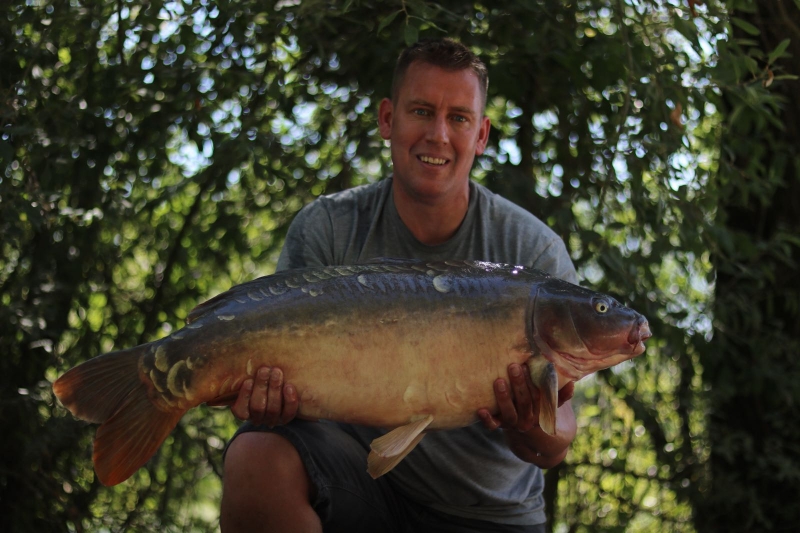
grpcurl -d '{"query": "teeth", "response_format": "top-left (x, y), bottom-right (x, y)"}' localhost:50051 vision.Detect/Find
top-left (420, 156), bottom-right (446, 165)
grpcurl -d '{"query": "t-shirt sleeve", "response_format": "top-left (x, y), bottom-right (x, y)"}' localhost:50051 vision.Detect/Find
top-left (481, 183), bottom-right (578, 285)
top-left (531, 236), bottom-right (579, 285)
top-left (276, 199), bottom-right (335, 272)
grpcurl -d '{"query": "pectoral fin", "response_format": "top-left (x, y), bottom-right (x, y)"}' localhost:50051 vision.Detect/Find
top-left (528, 355), bottom-right (558, 436)
top-left (367, 433), bottom-right (426, 479)
top-left (367, 415), bottom-right (433, 478)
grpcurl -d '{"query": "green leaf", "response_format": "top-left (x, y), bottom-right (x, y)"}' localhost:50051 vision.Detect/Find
top-left (376, 9), bottom-right (402, 34)
top-left (404, 23), bottom-right (418, 46)
top-left (742, 55), bottom-right (759, 75)
top-left (731, 17), bottom-right (760, 36)
top-left (418, 16), bottom-right (446, 33)
top-left (406, 0), bottom-right (431, 19)
top-left (768, 38), bottom-right (791, 65)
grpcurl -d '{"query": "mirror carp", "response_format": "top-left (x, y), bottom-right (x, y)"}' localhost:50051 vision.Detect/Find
top-left (53, 259), bottom-right (651, 485)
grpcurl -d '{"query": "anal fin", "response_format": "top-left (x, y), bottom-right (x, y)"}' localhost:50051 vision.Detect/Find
top-left (367, 415), bottom-right (433, 478)
top-left (528, 355), bottom-right (558, 436)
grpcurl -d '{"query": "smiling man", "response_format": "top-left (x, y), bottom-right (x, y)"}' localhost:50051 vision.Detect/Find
top-left (382, 59), bottom-right (491, 245)
top-left (220, 39), bottom-right (578, 533)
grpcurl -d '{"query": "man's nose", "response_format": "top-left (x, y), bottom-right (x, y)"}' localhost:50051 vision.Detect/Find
top-left (425, 114), bottom-right (449, 144)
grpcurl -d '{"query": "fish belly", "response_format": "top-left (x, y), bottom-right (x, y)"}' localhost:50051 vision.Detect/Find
top-left (191, 303), bottom-right (532, 430)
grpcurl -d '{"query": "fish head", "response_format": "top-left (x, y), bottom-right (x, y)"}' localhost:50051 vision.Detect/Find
top-left (531, 281), bottom-right (651, 381)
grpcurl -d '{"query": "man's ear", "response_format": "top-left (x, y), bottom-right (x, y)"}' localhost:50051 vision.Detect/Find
top-left (475, 115), bottom-right (491, 156)
top-left (378, 98), bottom-right (393, 140)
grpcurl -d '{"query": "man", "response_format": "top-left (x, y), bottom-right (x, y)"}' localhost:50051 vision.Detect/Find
top-left (221, 38), bottom-right (577, 532)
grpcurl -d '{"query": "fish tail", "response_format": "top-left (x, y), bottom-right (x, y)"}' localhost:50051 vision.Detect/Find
top-left (53, 346), bottom-right (184, 486)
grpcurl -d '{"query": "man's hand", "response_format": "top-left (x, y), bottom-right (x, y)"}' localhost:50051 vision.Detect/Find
top-left (477, 363), bottom-right (577, 468)
top-left (231, 366), bottom-right (299, 427)
top-left (477, 363), bottom-right (574, 432)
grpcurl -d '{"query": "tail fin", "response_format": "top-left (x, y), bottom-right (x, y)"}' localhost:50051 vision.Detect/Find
top-left (53, 346), bottom-right (184, 486)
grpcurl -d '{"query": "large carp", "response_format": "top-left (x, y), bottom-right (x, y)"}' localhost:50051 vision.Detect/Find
top-left (53, 259), bottom-right (651, 486)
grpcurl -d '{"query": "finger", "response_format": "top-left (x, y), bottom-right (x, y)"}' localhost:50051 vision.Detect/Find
top-left (558, 381), bottom-right (575, 406)
top-left (477, 408), bottom-right (502, 431)
top-left (509, 364), bottom-right (535, 431)
top-left (264, 367), bottom-right (284, 427)
top-left (249, 366), bottom-right (271, 424)
top-left (494, 378), bottom-right (518, 428)
top-left (280, 383), bottom-right (299, 425)
top-left (231, 379), bottom-right (254, 420)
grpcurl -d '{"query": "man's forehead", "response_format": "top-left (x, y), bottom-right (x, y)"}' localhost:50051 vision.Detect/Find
top-left (396, 63), bottom-right (483, 106)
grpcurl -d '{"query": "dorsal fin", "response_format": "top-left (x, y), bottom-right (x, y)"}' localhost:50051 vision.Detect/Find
top-left (187, 289), bottom-right (233, 324)
top-left (360, 257), bottom-right (408, 265)
top-left (186, 275), bottom-right (272, 323)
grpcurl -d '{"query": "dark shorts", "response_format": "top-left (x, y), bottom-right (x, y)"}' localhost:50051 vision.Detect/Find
top-left (224, 420), bottom-right (546, 533)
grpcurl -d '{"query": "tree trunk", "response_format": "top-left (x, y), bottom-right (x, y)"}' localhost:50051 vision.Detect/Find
top-left (699, 2), bottom-right (800, 531)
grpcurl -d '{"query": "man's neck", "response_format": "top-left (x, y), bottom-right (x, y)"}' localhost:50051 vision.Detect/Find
top-left (391, 179), bottom-right (470, 246)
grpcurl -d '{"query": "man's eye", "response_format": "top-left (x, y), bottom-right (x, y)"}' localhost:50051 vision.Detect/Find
top-left (451, 115), bottom-right (467, 123)
top-left (413, 109), bottom-right (429, 116)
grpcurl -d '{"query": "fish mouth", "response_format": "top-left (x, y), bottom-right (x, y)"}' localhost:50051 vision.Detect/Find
top-left (628, 318), bottom-right (652, 355)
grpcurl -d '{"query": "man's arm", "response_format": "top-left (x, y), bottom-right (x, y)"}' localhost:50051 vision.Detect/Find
top-left (505, 231), bottom-right (578, 466)
top-left (478, 363), bottom-right (577, 469)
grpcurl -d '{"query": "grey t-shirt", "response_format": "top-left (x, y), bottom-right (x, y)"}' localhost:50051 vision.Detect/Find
top-left (276, 178), bottom-right (577, 525)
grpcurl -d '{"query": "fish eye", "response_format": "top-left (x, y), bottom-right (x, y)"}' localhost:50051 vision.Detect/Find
top-left (594, 299), bottom-right (610, 314)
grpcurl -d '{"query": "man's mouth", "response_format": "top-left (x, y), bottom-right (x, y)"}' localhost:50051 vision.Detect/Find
top-left (418, 155), bottom-right (448, 166)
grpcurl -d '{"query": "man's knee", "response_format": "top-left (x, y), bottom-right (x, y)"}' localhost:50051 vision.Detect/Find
top-left (223, 431), bottom-right (314, 501)
top-left (221, 432), bottom-right (320, 532)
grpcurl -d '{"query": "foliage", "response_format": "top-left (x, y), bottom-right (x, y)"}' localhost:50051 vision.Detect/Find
top-left (693, 1), bottom-right (800, 531)
top-left (1, 0), bottom-right (797, 531)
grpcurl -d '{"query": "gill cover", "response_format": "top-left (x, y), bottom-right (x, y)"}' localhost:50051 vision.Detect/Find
top-left (529, 282), bottom-right (586, 363)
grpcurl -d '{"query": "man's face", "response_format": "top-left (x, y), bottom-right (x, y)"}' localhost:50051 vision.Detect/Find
top-left (378, 61), bottom-right (491, 203)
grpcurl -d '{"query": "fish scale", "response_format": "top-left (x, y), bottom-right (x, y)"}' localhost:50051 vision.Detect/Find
top-left (53, 259), bottom-right (651, 485)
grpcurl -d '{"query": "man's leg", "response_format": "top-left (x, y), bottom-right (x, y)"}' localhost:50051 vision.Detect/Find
top-left (221, 432), bottom-right (320, 533)
top-left (220, 420), bottom-right (411, 533)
